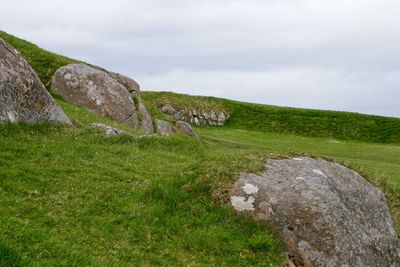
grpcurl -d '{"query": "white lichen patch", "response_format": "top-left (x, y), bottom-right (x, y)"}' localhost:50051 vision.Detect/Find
top-left (7, 111), bottom-right (17, 123)
top-left (298, 240), bottom-right (311, 252)
top-left (312, 169), bottom-right (327, 177)
top-left (230, 196), bottom-right (255, 212)
top-left (242, 183), bottom-right (259, 195)
top-left (293, 157), bottom-right (303, 161)
top-left (296, 176), bottom-right (306, 180)
top-left (87, 86), bottom-right (104, 106)
top-left (64, 73), bottom-right (72, 80)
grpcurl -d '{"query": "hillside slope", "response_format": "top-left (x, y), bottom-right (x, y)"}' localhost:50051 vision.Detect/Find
top-left (2, 30), bottom-right (399, 144)
top-left (0, 31), bottom-right (77, 88)
top-left (142, 91), bottom-right (400, 144)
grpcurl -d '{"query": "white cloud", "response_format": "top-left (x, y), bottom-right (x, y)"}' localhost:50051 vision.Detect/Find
top-left (0, 0), bottom-right (399, 117)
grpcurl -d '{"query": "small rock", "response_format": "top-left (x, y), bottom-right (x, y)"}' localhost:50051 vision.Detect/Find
top-left (155, 119), bottom-right (174, 135)
top-left (160, 104), bottom-right (175, 115)
top-left (176, 121), bottom-right (198, 138)
top-left (91, 123), bottom-right (132, 137)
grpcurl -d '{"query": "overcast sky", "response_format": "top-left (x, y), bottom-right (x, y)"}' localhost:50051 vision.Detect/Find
top-left (1, 0), bottom-right (399, 117)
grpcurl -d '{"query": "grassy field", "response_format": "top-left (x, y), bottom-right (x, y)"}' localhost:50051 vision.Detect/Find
top-left (1, 31), bottom-right (400, 266)
top-left (0, 99), bottom-right (285, 267)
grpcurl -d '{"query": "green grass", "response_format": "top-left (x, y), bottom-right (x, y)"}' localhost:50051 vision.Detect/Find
top-left (143, 91), bottom-right (400, 144)
top-left (196, 126), bottom-right (400, 233)
top-left (1, 31), bottom-right (400, 266)
top-left (0, 31), bottom-right (77, 88)
top-left (0, 102), bottom-right (285, 266)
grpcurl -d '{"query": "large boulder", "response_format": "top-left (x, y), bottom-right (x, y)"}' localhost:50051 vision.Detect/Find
top-left (52, 63), bottom-right (153, 133)
top-left (0, 38), bottom-right (70, 124)
top-left (230, 157), bottom-right (399, 267)
top-left (108, 71), bottom-right (140, 96)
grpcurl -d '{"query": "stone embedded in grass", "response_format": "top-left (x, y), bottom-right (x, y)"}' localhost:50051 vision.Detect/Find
top-left (91, 123), bottom-right (133, 137)
top-left (155, 119), bottom-right (175, 136)
top-left (175, 121), bottom-right (198, 138)
top-left (230, 157), bottom-right (400, 266)
top-left (0, 37), bottom-right (71, 125)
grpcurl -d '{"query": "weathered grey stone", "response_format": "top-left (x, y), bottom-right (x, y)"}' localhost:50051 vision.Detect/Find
top-left (137, 99), bottom-right (154, 134)
top-left (230, 157), bottom-right (400, 267)
top-left (217, 112), bottom-right (226, 125)
top-left (176, 121), bottom-right (198, 138)
top-left (91, 123), bottom-right (132, 137)
top-left (108, 72), bottom-right (140, 96)
top-left (158, 105), bottom-right (230, 126)
top-left (0, 38), bottom-right (71, 124)
top-left (155, 119), bottom-right (174, 135)
top-left (161, 104), bottom-right (175, 115)
top-left (210, 111), bottom-right (217, 121)
top-left (52, 63), bottom-right (139, 128)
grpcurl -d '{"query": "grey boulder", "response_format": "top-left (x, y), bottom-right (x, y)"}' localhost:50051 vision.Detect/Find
top-left (108, 71), bottom-right (140, 96)
top-left (176, 121), bottom-right (198, 138)
top-left (156, 119), bottom-right (174, 135)
top-left (230, 157), bottom-right (399, 267)
top-left (0, 38), bottom-right (70, 124)
top-left (52, 63), bottom-right (151, 131)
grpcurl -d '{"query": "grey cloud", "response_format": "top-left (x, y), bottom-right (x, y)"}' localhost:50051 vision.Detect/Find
top-left (1, 0), bottom-right (399, 117)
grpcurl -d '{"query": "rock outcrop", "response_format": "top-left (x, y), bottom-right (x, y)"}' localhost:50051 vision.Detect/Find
top-left (160, 104), bottom-right (229, 126)
top-left (155, 119), bottom-right (175, 135)
top-left (0, 38), bottom-right (71, 124)
top-left (51, 63), bottom-right (153, 133)
top-left (230, 157), bottom-right (400, 267)
top-left (176, 121), bottom-right (198, 138)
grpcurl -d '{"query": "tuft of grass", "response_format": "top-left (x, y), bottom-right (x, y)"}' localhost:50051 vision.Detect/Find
top-left (0, 242), bottom-right (24, 267)
top-left (143, 91), bottom-right (400, 144)
top-left (0, 30), bottom-right (77, 88)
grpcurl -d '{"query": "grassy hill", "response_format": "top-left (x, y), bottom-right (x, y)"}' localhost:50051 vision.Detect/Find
top-left (1, 31), bottom-right (400, 266)
top-left (142, 91), bottom-right (400, 144)
top-left (0, 31), bottom-right (77, 88)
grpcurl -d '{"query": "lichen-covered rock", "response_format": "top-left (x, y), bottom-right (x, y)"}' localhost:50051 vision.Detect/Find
top-left (0, 38), bottom-right (71, 124)
top-left (52, 63), bottom-right (140, 128)
top-left (176, 121), bottom-right (198, 138)
top-left (156, 119), bottom-right (174, 135)
top-left (108, 72), bottom-right (140, 96)
top-left (230, 157), bottom-right (400, 267)
top-left (158, 104), bottom-right (230, 126)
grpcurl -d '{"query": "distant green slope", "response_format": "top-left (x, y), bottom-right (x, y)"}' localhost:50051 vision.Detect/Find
top-left (142, 91), bottom-right (400, 144)
top-left (0, 31), bottom-right (77, 88)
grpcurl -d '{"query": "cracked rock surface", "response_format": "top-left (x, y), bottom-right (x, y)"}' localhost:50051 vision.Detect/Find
top-left (52, 63), bottom-right (153, 133)
top-left (230, 157), bottom-right (400, 267)
top-left (0, 38), bottom-right (71, 124)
